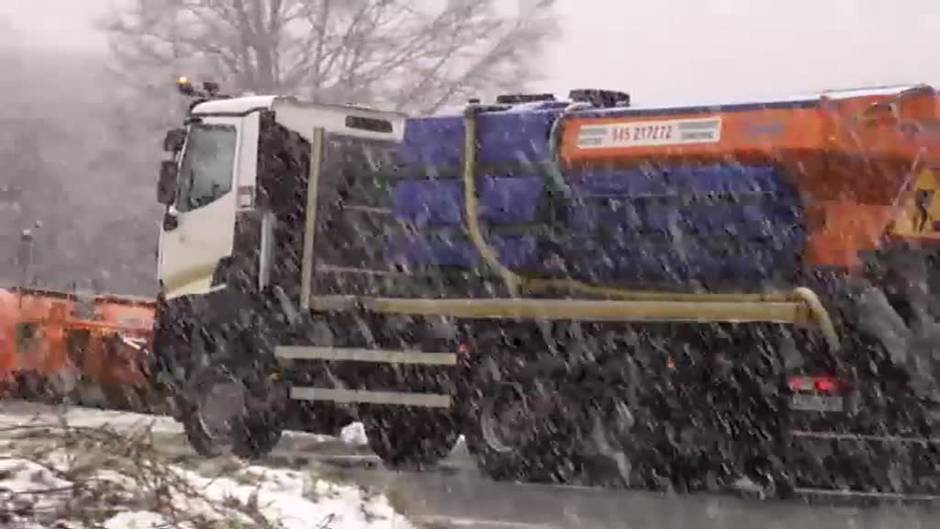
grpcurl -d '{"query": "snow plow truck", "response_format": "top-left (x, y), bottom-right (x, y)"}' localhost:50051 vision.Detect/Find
top-left (152, 79), bottom-right (940, 499)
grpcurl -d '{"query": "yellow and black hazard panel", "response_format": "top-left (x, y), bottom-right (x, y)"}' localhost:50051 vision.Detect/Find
top-left (891, 168), bottom-right (940, 238)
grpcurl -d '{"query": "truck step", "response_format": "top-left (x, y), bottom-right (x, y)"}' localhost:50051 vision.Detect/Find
top-left (275, 346), bottom-right (457, 365)
top-left (289, 386), bottom-right (452, 408)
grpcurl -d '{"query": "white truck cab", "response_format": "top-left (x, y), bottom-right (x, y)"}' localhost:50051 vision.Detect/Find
top-left (153, 84), bottom-right (411, 459)
top-left (157, 91), bottom-right (405, 300)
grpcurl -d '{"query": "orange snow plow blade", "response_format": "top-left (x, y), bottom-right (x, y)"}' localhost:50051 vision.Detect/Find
top-left (0, 286), bottom-right (156, 410)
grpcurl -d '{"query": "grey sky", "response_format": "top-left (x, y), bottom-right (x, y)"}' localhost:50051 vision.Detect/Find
top-left (0, 0), bottom-right (113, 50)
top-left (541, 0), bottom-right (940, 104)
top-left (2, 0), bottom-right (940, 105)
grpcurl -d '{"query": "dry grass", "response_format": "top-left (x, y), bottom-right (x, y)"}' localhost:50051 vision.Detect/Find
top-left (0, 415), bottom-right (286, 528)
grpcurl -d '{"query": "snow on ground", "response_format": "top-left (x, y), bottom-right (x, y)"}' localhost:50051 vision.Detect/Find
top-left (0, 458), bottom-right (74, 514)
top-left (340, 421), bottom-right (368, 446)
top-left (0, 455), bottom-right (413, 529)
top-left (103, 511), bottom-right (169, 529)
top-left (0, 400), bottom-right (180, 434)
top-left (0, 401), bottom-right (415, 529)
top-left (94, 464), bottom-right (414, 529)
top-left (177, 465), bottom-right (410, 529)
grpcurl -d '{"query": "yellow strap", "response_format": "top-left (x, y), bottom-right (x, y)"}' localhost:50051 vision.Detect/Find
top-left (458, 107), bottom-right (840, 349)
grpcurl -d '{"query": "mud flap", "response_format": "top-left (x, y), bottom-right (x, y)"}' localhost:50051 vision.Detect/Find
top-left (853, 281), bottom-right (940, 398)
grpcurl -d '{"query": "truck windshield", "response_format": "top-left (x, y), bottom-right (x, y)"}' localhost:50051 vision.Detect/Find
top-left (176, 123), bottom-right (237, 212)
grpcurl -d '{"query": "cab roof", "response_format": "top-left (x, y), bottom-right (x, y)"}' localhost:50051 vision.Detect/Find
top-left (191, 95), bottom-right (277, 116)
top-left (190, 95), bottom-right (406, 118)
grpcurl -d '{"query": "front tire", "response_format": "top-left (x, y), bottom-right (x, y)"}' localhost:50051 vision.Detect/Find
top-left (181, 366), bottom-right (284, 459)
top-left (181, 367), bottom-right (245, 457)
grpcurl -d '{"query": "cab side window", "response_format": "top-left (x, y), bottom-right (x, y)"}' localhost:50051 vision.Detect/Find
top-left (177, 124), bottom-right (238, 212)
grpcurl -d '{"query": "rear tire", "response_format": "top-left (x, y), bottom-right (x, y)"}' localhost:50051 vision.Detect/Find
top-left (465, 380), bottom-right (581, 484)
top-left (465, 382), bottom-right (538, 481)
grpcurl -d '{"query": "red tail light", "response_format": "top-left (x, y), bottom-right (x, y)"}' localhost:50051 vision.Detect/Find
top-left (788, 375), bottom-right (843, 394)
top-left (814, 377), bottom-right (839, 393)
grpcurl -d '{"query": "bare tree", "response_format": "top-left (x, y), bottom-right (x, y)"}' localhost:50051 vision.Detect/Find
top-left (104, 0), bottom-right (557, 114)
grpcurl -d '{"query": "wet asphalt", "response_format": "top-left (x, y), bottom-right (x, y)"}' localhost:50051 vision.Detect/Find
top-left (269, 434), bottom-right (940, 529)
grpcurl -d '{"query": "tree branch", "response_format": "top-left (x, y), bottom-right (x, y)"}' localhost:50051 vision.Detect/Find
top-left (105, 0), bottom-right (556, 111)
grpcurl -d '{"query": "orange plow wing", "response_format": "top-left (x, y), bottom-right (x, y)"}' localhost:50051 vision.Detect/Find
top-left (0, 286), bottom-right (156, 410)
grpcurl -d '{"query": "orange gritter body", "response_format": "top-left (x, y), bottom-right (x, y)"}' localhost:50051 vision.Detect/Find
top-left (559, 84), bottom-right (940, 270)
top-left (0, 286), bottom-right (155, 406)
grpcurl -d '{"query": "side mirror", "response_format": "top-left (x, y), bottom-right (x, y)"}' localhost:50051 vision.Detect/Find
top-left (157, 161), bottom-right (178, 205)
top-left (163, 128), bottom-right (186, 152)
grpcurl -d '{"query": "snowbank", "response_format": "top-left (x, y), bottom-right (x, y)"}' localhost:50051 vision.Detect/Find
top-left (0, 399), bottom-right (180, 434)
top-left (0, 453), bottom-right (414, 529)
top-left (340, 421), bottom-right (369, 446)
top-left (103, 511), bottom-right (169, 529)
top-left (0, 458), bottom-right (73, 514)
top-left (171, 465), bottom-right (411, 529)
top-left (0, 403), bottom-right (415, 529)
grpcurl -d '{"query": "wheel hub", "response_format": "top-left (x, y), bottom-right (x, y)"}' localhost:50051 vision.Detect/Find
top-left (197, 379), bottom-right (246, 444)
top-left (480, 386), bottom-right (535, 454)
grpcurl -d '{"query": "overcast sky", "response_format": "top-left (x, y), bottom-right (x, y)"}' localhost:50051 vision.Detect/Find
top-left (2, 0), bottom-right (940, 105)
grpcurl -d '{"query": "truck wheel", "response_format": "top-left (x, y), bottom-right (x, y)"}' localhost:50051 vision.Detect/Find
top-left (465, 382), bottom-right (566, 482)
top-left (362, 408), bottom-right (458, 469)
top-left (181, 368), bottom-right (246, 457)
top-left (181, 367), bottom-right (283, 459)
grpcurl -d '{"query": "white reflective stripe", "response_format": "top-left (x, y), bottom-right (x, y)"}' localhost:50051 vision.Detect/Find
top-left (275, 346), bottom-right (457, 365)
top-left (289, 387), bottom-right (451, 408)
top-left (793, 487), bottom-right (940, 501)
top-left (790, 430), bottom-right (940, 445)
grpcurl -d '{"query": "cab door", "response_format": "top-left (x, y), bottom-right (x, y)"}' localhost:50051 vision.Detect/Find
top-left (158, 116), bottom-right (244, 298)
